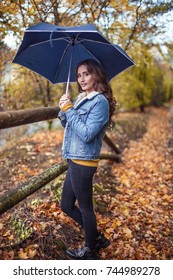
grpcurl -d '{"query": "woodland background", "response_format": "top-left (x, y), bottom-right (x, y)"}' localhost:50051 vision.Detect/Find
top-left (0, 0), bottom-right (173, 260)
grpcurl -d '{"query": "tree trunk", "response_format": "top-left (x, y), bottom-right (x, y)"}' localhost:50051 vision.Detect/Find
top-left (140, 104), bottom-right (145, 112)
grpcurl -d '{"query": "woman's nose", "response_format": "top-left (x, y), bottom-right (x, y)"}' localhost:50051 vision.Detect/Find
top-left (81, 74), bottom-right (85, 81)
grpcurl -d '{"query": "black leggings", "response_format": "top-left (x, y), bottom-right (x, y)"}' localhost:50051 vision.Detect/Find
top-left (61, 159), bottom-right (98, 249)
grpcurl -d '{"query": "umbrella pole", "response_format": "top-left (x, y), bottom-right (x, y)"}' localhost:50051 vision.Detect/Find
top-left (65, 46), bottom-right (74, 96)
top-left (65, 80), bottom-right (70, 96)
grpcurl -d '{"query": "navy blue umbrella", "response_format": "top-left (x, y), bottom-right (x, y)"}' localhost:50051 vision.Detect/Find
top-left (13, 22), bottom-right (134, 94)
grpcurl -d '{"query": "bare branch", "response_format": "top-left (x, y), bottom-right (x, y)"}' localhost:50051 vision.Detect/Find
top-left (125, 0), bottom-right (143, 50)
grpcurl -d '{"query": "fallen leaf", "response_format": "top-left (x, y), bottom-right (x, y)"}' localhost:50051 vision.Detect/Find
top-left (123, 227), bottom-right (132, 238)
top-left (0, 223), bottom-right (4, 230)
top-left (18, 248), bottom-right (29, 260)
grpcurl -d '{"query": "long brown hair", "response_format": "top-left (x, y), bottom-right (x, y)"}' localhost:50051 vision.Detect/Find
top-left (76, 59), bottom-right (117, 129)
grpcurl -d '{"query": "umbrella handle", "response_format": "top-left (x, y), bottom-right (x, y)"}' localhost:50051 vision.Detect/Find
top-left (65, 46), bottom-right (74, 96)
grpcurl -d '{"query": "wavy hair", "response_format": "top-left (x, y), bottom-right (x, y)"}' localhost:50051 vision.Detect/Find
top-left (76, 59), bottom-right (117, 129)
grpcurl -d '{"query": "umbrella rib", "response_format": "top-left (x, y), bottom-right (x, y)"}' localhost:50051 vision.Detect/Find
top-left (61, 32), bottom-right (81, 46)
top-left (54, 42), bottom-right (72, 83)
top-left (54, 33), bottom-right (80, 85)
top-left (28, 37), bottom-right (71, 48)
top-left (77, 38), bottom-right (134, 62)
top-left (77, 38), bottom-right (112, 46)
top-left (78, 42), bottom-right (101, 64)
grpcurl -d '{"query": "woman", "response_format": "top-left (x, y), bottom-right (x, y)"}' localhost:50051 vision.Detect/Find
top-left (58, 59), bottom-right (116, 259)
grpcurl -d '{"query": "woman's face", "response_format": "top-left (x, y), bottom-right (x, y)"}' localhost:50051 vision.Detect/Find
top-left (77, 65), bottom-right (95, 94)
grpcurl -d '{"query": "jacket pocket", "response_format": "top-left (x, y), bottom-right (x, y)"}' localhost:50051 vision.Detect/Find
top-left (78, 108), bottom-right (88, 122)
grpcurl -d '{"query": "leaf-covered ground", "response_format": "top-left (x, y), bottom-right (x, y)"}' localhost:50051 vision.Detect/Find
top-left (0, 106), bottom-right (172, 260)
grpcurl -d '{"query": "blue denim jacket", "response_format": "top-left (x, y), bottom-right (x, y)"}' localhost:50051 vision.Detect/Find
top-left (58, 91), bottom-right (109, 160)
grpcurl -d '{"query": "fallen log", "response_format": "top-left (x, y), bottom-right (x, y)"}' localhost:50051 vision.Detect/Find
top-left (0, 152), bottom-right (120, 215)
top-left (100, 153), bottom-right (122, 162)
top-left (0, 106), bottom-right (59, 129)
top-left (0, 160), bottom-right (68, 216)
top-left (103, 133), bottom-right (121, 154)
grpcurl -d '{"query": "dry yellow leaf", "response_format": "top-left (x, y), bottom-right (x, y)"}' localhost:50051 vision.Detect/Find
top-left (105, 227), bottom-right (114, 234)
top-left (98, 218), bottom-right (110, 225)
top-left (2, 230), bottom-right (11, 237)
top-left (18, 248), bottom-right (29, 260)
top-left (8, 235), bottom-right (14, 240)
top-left (147, 244), bottom-right (157, 253)
top-left (116, 220), bottom-right (122, 226)
top-left (28, 249), bottom-right (37, 259)
top-left (0, 223), bottom-right (4, 230)
top-left (51, 202), bottom-right (57, 210)
top-left (110, 219), bottom-right (122, 228)
top-left (123, 207), bottom-right (129, 216)
top-left (123, 227), bottom-right (132, 238)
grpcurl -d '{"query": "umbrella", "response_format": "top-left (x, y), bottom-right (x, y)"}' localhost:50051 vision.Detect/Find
top-left (13, 22), bottom-right (134, 94)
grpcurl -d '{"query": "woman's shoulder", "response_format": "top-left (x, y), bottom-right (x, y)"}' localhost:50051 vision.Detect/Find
top-left (97, 93), bottom-right (107, 100)
top-left (94, 93), bottom-right (109, 105)
top-left (89, 94), bottom-right (109, 114)
top-left (86, 91), bottom-right (106, 100)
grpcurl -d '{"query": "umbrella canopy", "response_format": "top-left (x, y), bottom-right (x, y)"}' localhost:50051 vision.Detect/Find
top-left (13, 22), bottom-right (134, 92)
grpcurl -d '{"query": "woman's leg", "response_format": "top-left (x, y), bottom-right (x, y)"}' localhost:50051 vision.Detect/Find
top-left (69, 160), bottom-right (98, 250)
top-left (61, 166), bottom-right (83, 227)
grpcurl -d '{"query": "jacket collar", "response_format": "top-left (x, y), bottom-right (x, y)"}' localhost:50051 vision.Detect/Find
top-left (74, 91), bottom-right (100, 108)
top-left (86, 91), bottom-right (100, 99)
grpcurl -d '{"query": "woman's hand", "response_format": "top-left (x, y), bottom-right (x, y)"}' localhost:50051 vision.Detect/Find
top-left (59, 94), bottom-right (72, 111)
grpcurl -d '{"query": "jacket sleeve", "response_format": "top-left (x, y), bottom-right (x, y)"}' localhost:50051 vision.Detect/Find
top-left (58, 110), bottom-right (67, 128)
top-left (65, 98), bottom-right (109, 143)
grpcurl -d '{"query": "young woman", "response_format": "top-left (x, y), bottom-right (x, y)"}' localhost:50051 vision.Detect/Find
top-left (58, 59), bottom-right (116, 259)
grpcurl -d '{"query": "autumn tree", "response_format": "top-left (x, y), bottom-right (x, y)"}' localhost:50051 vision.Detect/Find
top-left (112, 42), bottom-right (173, 111)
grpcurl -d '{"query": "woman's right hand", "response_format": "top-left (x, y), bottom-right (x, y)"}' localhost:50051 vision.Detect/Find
top-left (59, 94), bottom-right (72, 110)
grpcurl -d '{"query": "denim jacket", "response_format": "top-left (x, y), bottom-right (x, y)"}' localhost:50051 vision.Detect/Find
top-left (58, 91), bottom-right (109, 160)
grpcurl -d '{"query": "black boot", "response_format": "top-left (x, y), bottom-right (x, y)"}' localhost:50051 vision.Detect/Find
top-left (95, 233), bottom-right (110, 252)
top-left (66, 246), bottom-right (97, 260)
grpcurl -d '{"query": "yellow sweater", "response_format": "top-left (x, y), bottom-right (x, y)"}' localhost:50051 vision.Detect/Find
top-left (72, 159), bottom-right (99, 167)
